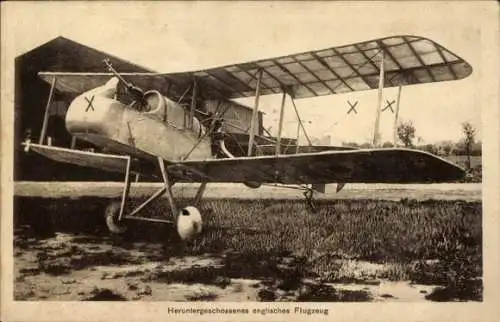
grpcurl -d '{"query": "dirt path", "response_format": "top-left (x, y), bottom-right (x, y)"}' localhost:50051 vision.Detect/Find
top-left (14, 182), bottom-right (482, 202)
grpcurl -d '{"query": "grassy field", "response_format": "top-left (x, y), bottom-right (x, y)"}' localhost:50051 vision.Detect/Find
top-left (16, 196), bottom-right (482, 301)
top-left (198, 199), bottom-right (482, 299)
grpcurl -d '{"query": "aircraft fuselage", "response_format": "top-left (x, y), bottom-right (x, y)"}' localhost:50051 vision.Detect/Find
top-left (65, 78), bottom-right (213, 162)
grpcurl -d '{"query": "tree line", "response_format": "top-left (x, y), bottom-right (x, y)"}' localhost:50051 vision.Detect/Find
top-left (342, 121), bottom-right (481, 168)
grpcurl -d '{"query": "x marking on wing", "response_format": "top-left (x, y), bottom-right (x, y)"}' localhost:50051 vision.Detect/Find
top-left (347, 100), bottom-right (358, 114)
top-left (382, 99), bottom-right (395, 113)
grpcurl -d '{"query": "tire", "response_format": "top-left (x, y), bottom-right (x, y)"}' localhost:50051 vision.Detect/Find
top-left (176, 206), bottom-right (203, 241)
top-left (105, 201), bottom-right (127, 234)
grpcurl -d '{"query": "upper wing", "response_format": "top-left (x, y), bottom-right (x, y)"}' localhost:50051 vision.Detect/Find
top-left (39, 35), bottom-right (472, 100)
top-left (38, 72), bottom-right (175, 98)
top-left (167, 148), bottom-right (465, 184)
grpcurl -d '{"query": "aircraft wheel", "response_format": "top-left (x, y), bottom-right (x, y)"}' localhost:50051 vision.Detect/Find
top-left (176, 206), bottom-right (203, 242)
top-left (105, 201), bottom-right (127, 234)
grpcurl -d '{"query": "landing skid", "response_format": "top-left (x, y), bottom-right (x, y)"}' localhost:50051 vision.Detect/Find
top-left (105, 156), bottom-right (206, 241)
top-left (303, 187), bottom-right (318, 213)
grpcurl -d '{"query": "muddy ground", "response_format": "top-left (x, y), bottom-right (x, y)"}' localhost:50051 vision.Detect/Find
top-left (14, 228), bottom-right (440, 302)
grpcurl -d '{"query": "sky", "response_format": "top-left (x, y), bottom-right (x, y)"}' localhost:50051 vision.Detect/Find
top-left (1, 2), bottom-right (487, 145)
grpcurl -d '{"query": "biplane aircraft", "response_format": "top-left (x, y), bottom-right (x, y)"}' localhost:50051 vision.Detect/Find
top-left (21, 35), bottom-right (472, 240)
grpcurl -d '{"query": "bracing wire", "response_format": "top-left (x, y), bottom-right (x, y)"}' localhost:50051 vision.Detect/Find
top-left (290, 96), bottom-right (313, 147)
top-left (176, 85), bottom-right (192, 105)
top-left (182, 101), bottom-right (231, 160)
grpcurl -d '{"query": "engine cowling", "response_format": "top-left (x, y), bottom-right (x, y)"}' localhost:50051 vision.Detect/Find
top-left (143, 90), bottom-right (167, 120)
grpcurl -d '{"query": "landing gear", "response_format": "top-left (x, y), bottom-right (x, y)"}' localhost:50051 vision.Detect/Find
top-left (177, 206), bottom-right (203, 242)
top-left (103, 156), bottom-right (207, 241)
top-left (303, 187), bottom-right (318, 213)
top-left (105, 201), bottom-right (127, 234)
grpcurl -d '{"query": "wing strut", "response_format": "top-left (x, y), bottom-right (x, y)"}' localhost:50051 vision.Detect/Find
top-left (290, 96), bottom-right (313, 148)
top-left (393, 85), bottom-right (403, 146)
top-left (373, 50), bottom-right (385, 147)
top-left (188, 78), bottom-right (198, 129)
top-left (39, 76), bottom-right (57, 145)
top-left (247, 69), bottom-right (263, 156)
top-left (275, 90), bottom-right (287, 155)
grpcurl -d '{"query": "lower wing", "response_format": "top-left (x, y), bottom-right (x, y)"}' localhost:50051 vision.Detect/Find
top-left (22, 142), bottom-right (465, 184)
top-left (21, 142), bottom-right (156, 177)
top-left (24, 142), bottom-right (130, 173)
top-left (168, 148), bottom-right (465, 184)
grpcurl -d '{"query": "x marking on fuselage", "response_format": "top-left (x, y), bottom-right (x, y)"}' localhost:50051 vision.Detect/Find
top-left (85, 95), bottom-right (95, 112)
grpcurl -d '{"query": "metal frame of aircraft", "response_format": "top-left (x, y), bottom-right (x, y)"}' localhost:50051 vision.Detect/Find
top-left (21, 35), bottom-right (473, 240)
